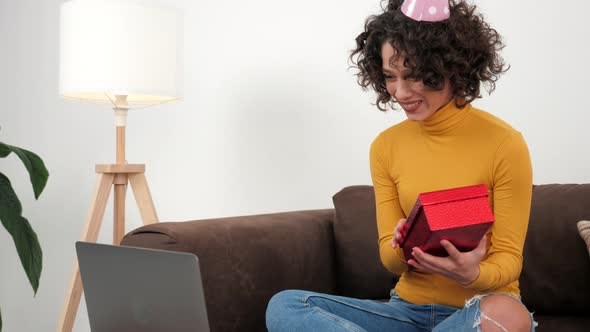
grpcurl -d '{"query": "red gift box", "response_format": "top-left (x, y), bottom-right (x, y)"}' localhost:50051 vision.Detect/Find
top-left (399, 184), bottom-right (494, 261)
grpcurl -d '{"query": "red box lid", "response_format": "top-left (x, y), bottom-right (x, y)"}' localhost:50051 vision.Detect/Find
top-left (419, 184), bottom-right (489, 206)
top-left (399, 184), bottom-right (494, 250)
top-left (421, 184), bottom-right (493, 231)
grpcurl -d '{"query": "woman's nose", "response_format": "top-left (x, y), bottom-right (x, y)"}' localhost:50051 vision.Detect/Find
top-left (391, 80), bottom-right (412, 100)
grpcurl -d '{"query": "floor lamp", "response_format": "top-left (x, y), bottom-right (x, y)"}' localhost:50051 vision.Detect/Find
top-left (56, 0), bottom-right (183, 331)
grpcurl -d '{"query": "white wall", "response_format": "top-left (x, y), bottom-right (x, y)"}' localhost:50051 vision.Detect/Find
top-left (1, 0), bottom-right (588, 331)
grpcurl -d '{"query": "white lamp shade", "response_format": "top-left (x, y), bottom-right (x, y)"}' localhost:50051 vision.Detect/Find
top-left (59, 0), bottom-right (183, 105)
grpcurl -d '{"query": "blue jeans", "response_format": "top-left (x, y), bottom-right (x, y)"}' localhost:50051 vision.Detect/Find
top-left (266, 290), bottom-right (537, 332)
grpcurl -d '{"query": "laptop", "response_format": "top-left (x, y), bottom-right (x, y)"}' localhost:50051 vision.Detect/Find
top-left (76, 241), bottom-right (210, 332)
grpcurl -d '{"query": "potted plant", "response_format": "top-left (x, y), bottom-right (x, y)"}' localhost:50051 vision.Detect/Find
top-left (0, 132), bottom-right (48, 331)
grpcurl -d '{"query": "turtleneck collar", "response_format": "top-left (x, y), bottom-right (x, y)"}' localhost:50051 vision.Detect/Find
top-left (419, 98), bottom-right (471, 135)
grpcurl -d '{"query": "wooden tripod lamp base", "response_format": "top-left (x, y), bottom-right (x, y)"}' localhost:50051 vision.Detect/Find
top-left (57, 98), bottom-right (160, 331)
top-left (57, 163), bottom-right (159, 331)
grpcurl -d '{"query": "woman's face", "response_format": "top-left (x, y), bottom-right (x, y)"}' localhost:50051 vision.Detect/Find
top-left (381, 42), bottom-right (453, 121)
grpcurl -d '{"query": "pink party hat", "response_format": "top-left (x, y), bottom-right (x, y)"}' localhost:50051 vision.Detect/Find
top-left (401, 0), bottom-right (450, 22)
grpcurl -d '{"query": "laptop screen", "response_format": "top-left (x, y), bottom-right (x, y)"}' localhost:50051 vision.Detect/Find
top-left (76, 241), bottom-right (210, 332)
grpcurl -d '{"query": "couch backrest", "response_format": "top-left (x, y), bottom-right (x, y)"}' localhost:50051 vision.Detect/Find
top-left (332, 184), bottom-right (590, 315)
top-left (520, 184), bottom-right (590, 315)
top-left (332, 186), bottom-right (397, 299)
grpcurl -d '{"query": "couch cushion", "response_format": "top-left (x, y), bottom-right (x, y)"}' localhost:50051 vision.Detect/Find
top-left (332, 186), bottom-right (397, 299)
top-left (533, 315), bottom-right (590, 332)
top-left (520, 184), bottom-right (590, 315)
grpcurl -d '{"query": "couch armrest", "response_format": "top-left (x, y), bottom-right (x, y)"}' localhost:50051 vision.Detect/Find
top-left (121, 209), bottom-right (336, 332)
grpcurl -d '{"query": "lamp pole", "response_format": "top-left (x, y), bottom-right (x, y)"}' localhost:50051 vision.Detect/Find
top-left (113, 94), bottom-right (129, 244)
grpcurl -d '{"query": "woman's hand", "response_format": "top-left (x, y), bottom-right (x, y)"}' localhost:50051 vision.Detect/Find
top-left (391, 218), bottom-right (407, 249)
top-left (407, 235), bottom-right (488, 286)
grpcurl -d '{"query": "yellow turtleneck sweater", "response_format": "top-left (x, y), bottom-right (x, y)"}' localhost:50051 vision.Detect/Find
top-left (369, 99), bottom-right (533, 308)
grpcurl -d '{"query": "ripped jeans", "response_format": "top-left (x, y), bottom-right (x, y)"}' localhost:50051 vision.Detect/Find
top-left (266, 289), bottom-right (537, 332)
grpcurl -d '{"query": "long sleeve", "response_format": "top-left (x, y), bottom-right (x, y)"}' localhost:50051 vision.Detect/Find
top-left (465, 132), bottom-right (533, 292)
top-left (370, 135), bottom-right (408, 276)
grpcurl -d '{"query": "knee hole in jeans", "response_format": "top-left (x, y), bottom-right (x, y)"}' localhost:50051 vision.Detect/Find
top-left (478, 295), bottom-right (533, 332)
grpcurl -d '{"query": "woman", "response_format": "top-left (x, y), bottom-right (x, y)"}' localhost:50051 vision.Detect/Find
top-left (266, 0), bottom-right (536, 331)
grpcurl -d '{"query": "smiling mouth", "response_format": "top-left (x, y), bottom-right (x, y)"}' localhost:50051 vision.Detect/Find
top-left (399, 100), bottom-right (422, 113)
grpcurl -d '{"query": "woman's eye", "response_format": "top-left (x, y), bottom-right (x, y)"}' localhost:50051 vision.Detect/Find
top-left (383, 74), bottom-right (396, 81)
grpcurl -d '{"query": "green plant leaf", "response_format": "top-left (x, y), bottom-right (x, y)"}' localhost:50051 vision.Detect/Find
top-left (0, 142), bottom-right (9, 157)
top-left (0, 142), bottom-right (49, 199)
top-left (0, 172), bottom-right (43, 294)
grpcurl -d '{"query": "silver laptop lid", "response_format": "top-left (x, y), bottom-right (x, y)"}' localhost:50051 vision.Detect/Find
top-left (76, 241), bottom-right (210, 332)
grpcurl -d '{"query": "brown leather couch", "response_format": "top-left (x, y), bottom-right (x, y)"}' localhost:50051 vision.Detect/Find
top-left (121, 184), bottom-right (590, 331)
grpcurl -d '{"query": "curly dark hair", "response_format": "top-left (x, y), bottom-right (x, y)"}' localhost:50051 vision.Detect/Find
top-left (350, 0), bottom-right (508, 111)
